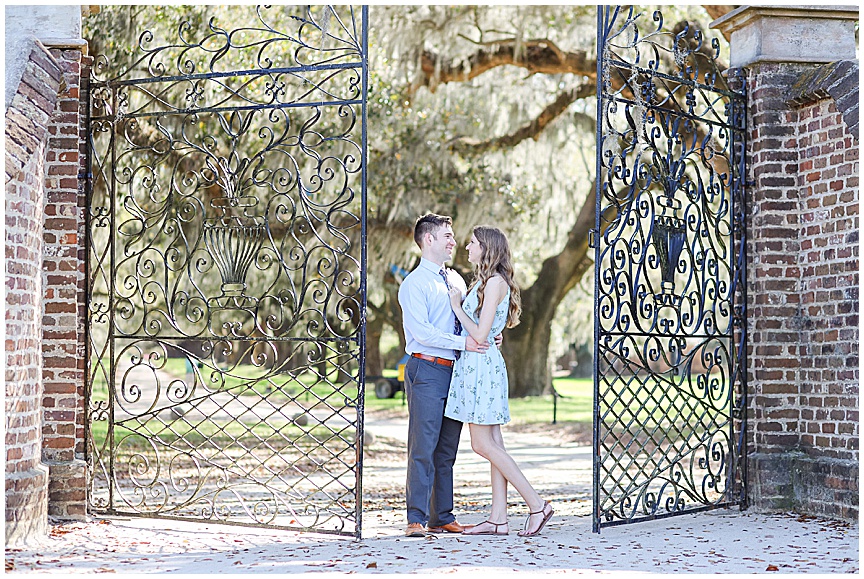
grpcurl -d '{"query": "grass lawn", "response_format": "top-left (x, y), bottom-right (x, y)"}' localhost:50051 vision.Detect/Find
top-left (88, 408), bottom-right (360, 451)
top-left (88, 356), bottom-right (595, 443)
top-left (363, 377), bottom-right (594, 426)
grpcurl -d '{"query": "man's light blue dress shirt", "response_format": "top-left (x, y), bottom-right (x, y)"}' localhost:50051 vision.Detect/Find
top-left (398, 258), bottom-right (467, 360)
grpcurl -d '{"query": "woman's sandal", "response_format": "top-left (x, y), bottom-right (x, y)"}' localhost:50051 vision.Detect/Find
top-left (463, 520), bottom-right (509, 536)
top-left (517, 501), bottom-right (554, 537)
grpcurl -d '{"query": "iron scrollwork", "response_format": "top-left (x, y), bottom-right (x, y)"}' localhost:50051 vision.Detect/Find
top-left (592, 6), bottom-right (747, 532)
top-left (86, 6), bottom-right (368, 537)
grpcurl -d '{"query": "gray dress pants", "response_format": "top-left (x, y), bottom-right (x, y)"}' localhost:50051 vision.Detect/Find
top-left (403, 356), bottom-right (463, 526)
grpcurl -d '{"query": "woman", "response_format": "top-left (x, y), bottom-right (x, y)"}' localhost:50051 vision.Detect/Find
top-left (444, 226), bottom-right (553, 537)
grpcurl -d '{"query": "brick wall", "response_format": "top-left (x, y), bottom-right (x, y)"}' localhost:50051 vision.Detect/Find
top-left (745, 60), bottom-right (859, 520)
top-left (42, 47), bottom-right (88, 519)
top-left (796, 96), bottom-right (858, 458)
top-left (5, 41), bottom-right (64, 547)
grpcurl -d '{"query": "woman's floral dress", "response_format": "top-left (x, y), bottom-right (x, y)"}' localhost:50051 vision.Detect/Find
top-left (444, 284), bottom-right (510, 425)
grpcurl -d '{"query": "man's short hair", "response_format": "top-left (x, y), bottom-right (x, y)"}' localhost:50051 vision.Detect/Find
top-left (413, 213), bottom-right (452, 248)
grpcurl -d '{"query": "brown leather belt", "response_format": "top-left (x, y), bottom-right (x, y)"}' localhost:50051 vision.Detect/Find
top-left (411, 353), bottom-right (454, 368)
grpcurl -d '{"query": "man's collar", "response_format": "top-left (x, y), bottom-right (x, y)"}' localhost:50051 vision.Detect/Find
top-left (419, 257), bottom-right (445, 273)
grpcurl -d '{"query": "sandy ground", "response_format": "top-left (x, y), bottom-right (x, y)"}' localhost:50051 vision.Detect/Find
top-left (5, 412), bottom-right (859, 575)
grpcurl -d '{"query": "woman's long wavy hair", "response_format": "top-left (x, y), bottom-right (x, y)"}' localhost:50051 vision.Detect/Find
top-left (470, 226), bottom-right (521, 328)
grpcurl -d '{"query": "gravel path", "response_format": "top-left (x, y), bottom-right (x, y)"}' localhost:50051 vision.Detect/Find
top-left (5, 412), bottom-right (858, 575)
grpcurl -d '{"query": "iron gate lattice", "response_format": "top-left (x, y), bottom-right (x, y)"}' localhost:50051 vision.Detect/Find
top-left (592, 6), bottom-right (747, 532)
top-left (85, 5), bottom-right (368, 536)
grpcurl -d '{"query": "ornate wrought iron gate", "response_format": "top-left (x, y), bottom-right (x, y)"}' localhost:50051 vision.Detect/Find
top-left (85, 6), bottom-right (368, 536)
top-left (592, 6), bottom-right (747, 532)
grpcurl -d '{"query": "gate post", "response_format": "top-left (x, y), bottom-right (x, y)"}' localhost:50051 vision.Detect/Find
top-left (712, 6), bottom-right (859, 520)
top-left (41, 43), bottom-right (88, 521)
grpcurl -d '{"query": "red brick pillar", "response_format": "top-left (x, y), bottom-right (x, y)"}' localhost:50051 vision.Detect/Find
top-left (743, 60), bottom-right (813, 507)
top-left (786, 66), bottom-right (859, 517)
top-left (713, 6), bottom-right (859, 520)
top-left (5, 41), bottom-right (64, 547)
top-left (42, 47), bottom-right (88, 519)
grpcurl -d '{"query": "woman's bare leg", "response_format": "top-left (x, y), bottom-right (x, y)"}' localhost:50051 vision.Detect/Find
top-left (464, 426), bottom-right (511, 534)
top-left (488, 426), bottom-right (508, 523)
top-left (468, 423), bottom-right (544, 514)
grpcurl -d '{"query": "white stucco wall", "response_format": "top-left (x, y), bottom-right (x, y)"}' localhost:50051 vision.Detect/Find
top-left (5, 5), bottom-right (82, 109)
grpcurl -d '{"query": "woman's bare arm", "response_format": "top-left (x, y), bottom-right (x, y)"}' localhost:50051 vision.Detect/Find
top-left (449, 276), bottom-right (507, 344)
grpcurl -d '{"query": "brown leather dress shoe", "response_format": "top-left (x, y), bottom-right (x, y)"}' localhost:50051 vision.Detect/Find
top-left (405, 522), bottom-right (426, 537)
top-left (426, 521), bottom-right (464, 534)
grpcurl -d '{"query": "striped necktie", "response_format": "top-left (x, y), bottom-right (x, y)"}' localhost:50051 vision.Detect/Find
top-left (439, 268), bottom-right (462, 359)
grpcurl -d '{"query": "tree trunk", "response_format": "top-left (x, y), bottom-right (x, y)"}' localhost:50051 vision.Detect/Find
top-left (367, 279), bottom-right (406, 375)
top-left (365, 313), bottom-right (385, 376)
top-left (502, 175), bottom-right (631, 397)
top-left (502, 184), bottom-right (596, 397)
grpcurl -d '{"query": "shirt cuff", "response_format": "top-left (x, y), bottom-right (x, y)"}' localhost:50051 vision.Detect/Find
top-left (458, 336), bottom-right (467, 351)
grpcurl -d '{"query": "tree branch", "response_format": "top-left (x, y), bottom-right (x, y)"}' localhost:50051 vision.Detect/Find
top-left (701, 5), bottom-right (738, 21)
top-left (417, 39), bottom-right (594, 93)
top-left (449, 83), bottom-right (595, 155)
top-left (701, 5), bottom-right (739, 41)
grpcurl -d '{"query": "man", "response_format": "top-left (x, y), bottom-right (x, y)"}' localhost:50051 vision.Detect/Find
top-left (397, 213), bottom-right (489, 537)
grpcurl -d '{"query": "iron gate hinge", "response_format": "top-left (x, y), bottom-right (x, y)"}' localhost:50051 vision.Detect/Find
top-left (588, 229), bottom-right (597, 249)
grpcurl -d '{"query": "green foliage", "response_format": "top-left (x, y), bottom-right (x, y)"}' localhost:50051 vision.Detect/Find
top-left (84, 4), bottom-right (597, 295)
top-left (365, 6), bottom-right (598, 278)
top-left (83, 4), bottom-right (725, 372)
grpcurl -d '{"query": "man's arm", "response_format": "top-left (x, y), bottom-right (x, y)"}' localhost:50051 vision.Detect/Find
top-left (398, 280), bottom-right (467, 351)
